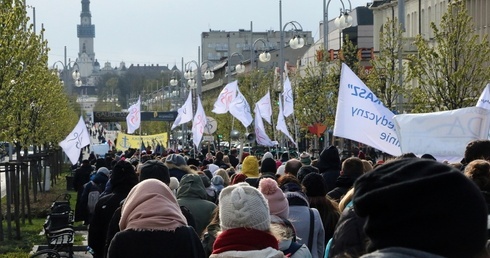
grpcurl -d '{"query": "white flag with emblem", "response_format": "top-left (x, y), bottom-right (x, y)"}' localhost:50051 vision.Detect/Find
top-left (192, 97), bottom-right (207, 148)
top-left (212, 80), bottom-right (238, 114)
top-left (59, 116), bottom-right (91, 165)
top-left (171, 91), bottom-right (193, 130)
top-left (256, 92), bottom-right (273, 124)
top-left (282, 76), bottom-right (294, 117)
top-left (476, 83), bottom-right (490, 110)
top-left (229, 88), bottom-right (253, 127)
top-left (126, 96), bottom-right (141, 134)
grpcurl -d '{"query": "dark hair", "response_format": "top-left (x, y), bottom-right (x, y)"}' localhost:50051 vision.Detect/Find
top-left (215, 151), bottom-right (224, 161)
top-left (278, 174), bottom-right (302, 191)
top-left (465, 140), bottom-right (490, 164)
top-left (396, 152), bottom-right (418, 159)
top-left (307, 194), bottom-right (340, 241)
top-left (342, 157), bottom-right (364, 177)
top-left (297, 165), bottom-right (319, 182)
top-left (465, 159), bottom-right (490, 192)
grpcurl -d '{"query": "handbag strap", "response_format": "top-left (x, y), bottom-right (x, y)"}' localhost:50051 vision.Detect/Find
top-left (307, 209), bottom-right (314, 251)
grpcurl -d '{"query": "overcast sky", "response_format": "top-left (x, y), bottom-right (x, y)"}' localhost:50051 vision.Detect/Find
top-left (26, 0), bottom-right (369, 68)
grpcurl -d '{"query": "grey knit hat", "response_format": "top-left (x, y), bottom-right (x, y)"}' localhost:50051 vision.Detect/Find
top-left (219, 182), bottom-right (271, 231)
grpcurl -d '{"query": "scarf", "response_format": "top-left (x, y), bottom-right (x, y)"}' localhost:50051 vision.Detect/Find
top-left (212, 228), bottom-right (279, 254)
top-left (119, 179), bottom-right (187, 231)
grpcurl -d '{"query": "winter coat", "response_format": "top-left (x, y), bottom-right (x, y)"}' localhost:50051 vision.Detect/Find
top-left (88, 171), bottom-right (137, 258)
top-left (209, 248), bottom-right (285, 258)
top-left (360, 247), bottom-right (446, 258)
top-left (108, 226), bottom-right (205, 258)
top-left (79, 172), bottom-right (108, 225)
top-left (326, 175), bottom-right (356, 203)
top-left (177, 174), bottom-right (217, 236)
top-left (286, 192), bottom-right (325, 258)
top-left (327, 205), bottom-right (367, 258)
top-left (73, 164), bottom-right (93, 222)
top-left (167, 162), bottom-right (195, 181)
top-left (314, 146), bottom-right (341, 192)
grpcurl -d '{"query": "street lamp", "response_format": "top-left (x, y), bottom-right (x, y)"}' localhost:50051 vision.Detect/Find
top-left (227, 52), bottom-right (246, 83)
top-left (323, 0), bottom-right (353, 54)
top-left (251, 38), bottom-right (272, 69)
top-left (184, 60), bottom-right (215, 98)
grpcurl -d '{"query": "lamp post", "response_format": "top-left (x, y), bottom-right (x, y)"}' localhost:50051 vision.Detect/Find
top-left (251, 38), bottom-right (272, 70)
top-left (170, 68), bottom-right (188, 147)
top-left (278, 0), bottom-right (306, 152)
top-left (184, 60), bottom-right (215, 99)
top-left (226, 52), bottom-right (246, 83)
top-left (323, 0), bottom-right (353, 54)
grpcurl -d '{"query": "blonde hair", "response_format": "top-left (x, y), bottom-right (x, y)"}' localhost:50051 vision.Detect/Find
top-left (215, 169), bottom-right (231, 186)
top-left (362, 160), bottom-right (373, 173)
top-left (338, 188), bottom-right (355, 212)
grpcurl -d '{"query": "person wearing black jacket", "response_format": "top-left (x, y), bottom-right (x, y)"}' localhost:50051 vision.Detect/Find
top-left (88, 161), bottom-right (138, 258)
top-left (327, 157), bottom-right (363, 203)
top-left (73, 159), bottom-right (93, 222)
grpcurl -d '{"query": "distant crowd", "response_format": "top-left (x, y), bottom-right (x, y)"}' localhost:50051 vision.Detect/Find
top-left (71, 140), bottom-right (490, 258)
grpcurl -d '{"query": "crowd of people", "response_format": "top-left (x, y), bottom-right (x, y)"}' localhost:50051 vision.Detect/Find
top-left (70, 141), bottom-right (490, 258)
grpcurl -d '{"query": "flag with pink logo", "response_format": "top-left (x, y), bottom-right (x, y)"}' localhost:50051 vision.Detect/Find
top-left (212, 80), bottom-right (238, 114)
top-left (192, 97), bottom-right (207, 148)
top-left (126, 96), bottom-right (141, 134)
top-left (256, 92), bottom-right (273, 124)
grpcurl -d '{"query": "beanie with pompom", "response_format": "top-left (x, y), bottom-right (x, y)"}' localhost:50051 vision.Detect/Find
top-left (258, 178), bottom-right (289, 219)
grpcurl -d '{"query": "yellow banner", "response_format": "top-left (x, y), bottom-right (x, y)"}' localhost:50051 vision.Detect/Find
top-left (116, 132), bottom-right (167, 151)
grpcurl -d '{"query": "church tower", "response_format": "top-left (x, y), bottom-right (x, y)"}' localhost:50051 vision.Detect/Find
top-left (77, 0), bottom-right (96, 81)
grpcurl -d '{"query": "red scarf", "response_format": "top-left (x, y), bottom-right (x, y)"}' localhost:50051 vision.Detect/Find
top-left (212, 228), bottom-right (279, 254)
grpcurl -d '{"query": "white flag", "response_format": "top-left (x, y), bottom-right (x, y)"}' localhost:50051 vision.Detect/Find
top-left (212, 80), bottom-right (238, 114)
top-left (229, 89), bottom-right (253, 127)
top-left (59, 116), bottom-right (91, 165)
top-left (282, 77), bottom-right (294, 117)
top-left (171, 91), bottom-right (193, 130)
top-left (192, 97), bottom-right (207, 148)
top-left (126, 96), bottom-right (141, 134)
top-left (254, 104), bottom-right (275, 146)
top-left (256, 92), bottom-right (273, 124)
top-left (276, 98), bottom-right (296, 146)
top-left (476, 83), bottom-right (490, 110)
top-left (333, 63), bottom-right (402, 156)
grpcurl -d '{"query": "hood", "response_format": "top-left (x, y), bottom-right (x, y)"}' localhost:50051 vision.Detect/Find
top-left (315, 146), bottom-right (341, 171)
top-left (176, 174), bottom-right (208, 200)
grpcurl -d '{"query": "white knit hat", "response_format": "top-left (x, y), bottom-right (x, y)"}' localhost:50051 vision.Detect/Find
top-left (219, 182), bottom-right (271, 231)
top-left (168, 177), bottom-right (179, 191)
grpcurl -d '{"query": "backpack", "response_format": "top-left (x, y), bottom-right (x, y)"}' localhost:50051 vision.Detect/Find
top-left (87, 182), bottom-right (100, 214)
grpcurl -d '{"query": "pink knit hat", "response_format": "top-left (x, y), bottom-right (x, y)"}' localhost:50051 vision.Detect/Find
top-left (258, 178), bottom-right (289, 219)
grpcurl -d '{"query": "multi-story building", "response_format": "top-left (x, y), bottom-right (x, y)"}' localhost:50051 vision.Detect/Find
top-left (201, 29), bottom-right (314, 64)
top-left (370, 0), bottom-right (490, 52)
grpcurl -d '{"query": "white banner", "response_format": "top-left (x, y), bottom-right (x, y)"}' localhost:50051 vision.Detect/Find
top-left (171, 91), bottom-right (193, 130)
top-left (254, 104), bottom-right (275, 146)
top-left (282, 77), bottom-right (294, 117)
top-left (212, 80), bottom-right (238, 114)
top-left (59, 116), bottom-right (91, 165)
top-left (476, 83), bottom-right (490, 110)
top-left (334, 63), bottom-right (402, 156)
top-left (394, 107), bottom-right (490, 162)
top-left (256, 92), bottom-right (273, 124)
top-left (229, 89), bottom-right (253, 127)
top-left (126, 96), bottom-right (141, 134)
top-left (192, 97), bottom-right (207, 148)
